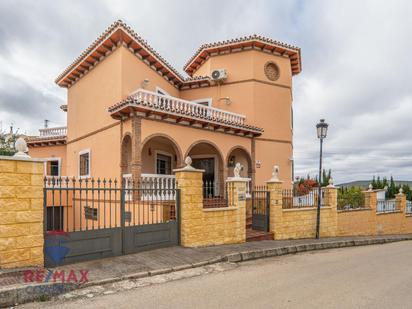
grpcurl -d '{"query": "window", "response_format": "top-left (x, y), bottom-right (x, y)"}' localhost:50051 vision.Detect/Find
top-left (84, 206), bottom-right (98, 220)
top-left (156, 86), bottom-right (170, 96)
top-left (79, 149), bottom-right (90, 178)
top-left (156, 153), bottom-right (172, 175)
top-left (46, 207), bottom-right (64, 231)
top-left (44, 159), bottom-right (60, 176)
top-left (192, 98), bottom-right (212, 107)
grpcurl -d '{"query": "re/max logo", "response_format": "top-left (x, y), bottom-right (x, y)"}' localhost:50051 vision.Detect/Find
top-left (24, 269), bottom-right (89, 283)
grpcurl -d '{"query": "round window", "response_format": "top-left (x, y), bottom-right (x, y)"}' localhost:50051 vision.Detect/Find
top-left (264, 62), bottom-right (280, 81)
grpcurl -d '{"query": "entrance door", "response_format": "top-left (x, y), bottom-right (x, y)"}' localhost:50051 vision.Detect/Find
top-left (192, 158), bottom-right (215, 196)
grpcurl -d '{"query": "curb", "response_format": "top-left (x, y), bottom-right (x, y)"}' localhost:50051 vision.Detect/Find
top-left (1, 235), bottom-right (411, 307)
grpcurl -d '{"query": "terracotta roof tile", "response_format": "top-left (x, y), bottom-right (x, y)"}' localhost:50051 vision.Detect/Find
top-left (183, 34), bottom-right (301, 76)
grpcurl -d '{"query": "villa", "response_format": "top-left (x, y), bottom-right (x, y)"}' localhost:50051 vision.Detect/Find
top-left (27, 20), bottom-right (301, 195)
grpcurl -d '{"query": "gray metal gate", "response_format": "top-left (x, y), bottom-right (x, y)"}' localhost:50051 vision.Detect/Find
top-left (44, 177), bottom-right (180, 267)
top-left (251, 186), bottom-right (270, 231)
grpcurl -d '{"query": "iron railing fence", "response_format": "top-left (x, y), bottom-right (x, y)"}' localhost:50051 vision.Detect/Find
top-left (44, 176), bottom-right (178, 233)
top-left (337, 194), bottom-right (366, 210)
top-left (376, 199), bottom-right (398, 213)
top-left (252, 185), bottom-right (269, 216)
top-left (282, 188), bottom-right (319, 209)
top-left (407, 201), bottom-right (412, 214)
top-left (202, 180), bottom-right (234, 208)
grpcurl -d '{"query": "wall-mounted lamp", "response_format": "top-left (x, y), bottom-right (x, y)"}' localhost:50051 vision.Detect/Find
top-left (219, 97), bottom-right (232, 105)
top-left (148, 147), bottom-right (152, 156)
top-left (228, 155), bottom-right (236, 167)
top-left (141, 78), bottom-right (150, 89)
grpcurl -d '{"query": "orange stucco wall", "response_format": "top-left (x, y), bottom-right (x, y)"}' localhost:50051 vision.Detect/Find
top-left (37, 44), bottom-right (295, 186)
top-left (28, 145), bottom-right (67, 176)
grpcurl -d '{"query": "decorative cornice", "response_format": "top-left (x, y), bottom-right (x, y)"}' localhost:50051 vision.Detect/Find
top-left (183, 34), bottom-right (301, 76)
top-left (55, 21), bottom-right (301, 89)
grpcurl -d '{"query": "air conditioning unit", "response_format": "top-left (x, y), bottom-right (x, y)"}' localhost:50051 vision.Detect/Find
top-left (211, 69), bottom-right (227, 81)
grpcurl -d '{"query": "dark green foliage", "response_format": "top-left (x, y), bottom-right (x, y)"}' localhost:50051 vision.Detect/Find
top-left (338, 187), bottom-right (364, 209)
top-left (371, 175), bottom-right (411, 201)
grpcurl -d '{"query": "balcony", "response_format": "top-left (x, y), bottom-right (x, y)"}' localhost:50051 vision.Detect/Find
top-left (39, 126), bottom-right (67, 137)
top-left (109, 89), bottom-right (263, 137)
top-left (27, 126), bottom-right (67, 147)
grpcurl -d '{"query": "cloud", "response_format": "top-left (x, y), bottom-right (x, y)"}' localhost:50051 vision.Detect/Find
top-left (0, 0), bottom-right (411, 182)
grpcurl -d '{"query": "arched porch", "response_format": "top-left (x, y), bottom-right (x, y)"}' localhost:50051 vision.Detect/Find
top-left (186, 141), bottom-right (225, 198)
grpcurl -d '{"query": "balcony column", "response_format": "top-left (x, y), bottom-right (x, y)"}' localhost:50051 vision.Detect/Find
top-left (131, 112), bottom-right (142, 181)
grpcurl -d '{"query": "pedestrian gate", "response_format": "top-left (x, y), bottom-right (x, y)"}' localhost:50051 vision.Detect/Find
top-left (251, 186), bottom-right (270, 231)
top-left (44, 177), bottom-right (180, 267)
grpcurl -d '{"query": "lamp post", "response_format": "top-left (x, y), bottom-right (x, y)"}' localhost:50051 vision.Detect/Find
top-left (315, 119), bottom-right (328, 239)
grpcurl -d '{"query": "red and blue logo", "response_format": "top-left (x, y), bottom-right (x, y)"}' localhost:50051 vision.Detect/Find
top-left (45, 230), bottom-right (70, 264)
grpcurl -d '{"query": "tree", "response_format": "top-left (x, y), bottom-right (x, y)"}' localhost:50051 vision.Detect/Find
top-left (388, 176), bottom-right (396, 199)
top-left (376, 176), bottom-right (382, 189)
top-left (321, 169), bottom-right (332, 187)
top-left (337, 186), bottom-right (364, 210)
top-left (0, 126), bottom-right (19, 156)
top-left (372, 176), bottom-right (377, 188)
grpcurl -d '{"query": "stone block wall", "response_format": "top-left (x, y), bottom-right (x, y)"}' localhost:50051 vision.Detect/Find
top-left (175, 169), bottom-right (246, 247)
top-left (268, 181), bottom-right (337, 240)
top-left (0, 157), bottom-right (44, 269)
top-left (337, 190), bottom-right (412, 236)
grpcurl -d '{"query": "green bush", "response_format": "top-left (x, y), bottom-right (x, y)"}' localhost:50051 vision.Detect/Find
top-left (338, 187), bottom-right (364, 210)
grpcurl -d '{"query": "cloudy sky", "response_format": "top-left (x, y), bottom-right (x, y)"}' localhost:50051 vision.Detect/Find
top-left (0, 0), bottom-right (411, 183)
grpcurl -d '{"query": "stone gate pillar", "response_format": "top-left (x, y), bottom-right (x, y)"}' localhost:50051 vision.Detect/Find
top-left (0, 140), bottom-right (44, 269)
top-left (266, 165), bottom-right (283, 238)
top-left (174, 158), bottom-right (204, 247)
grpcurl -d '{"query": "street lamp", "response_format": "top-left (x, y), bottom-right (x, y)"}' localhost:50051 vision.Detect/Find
top-left (316, 119), bottom-right (328, 239)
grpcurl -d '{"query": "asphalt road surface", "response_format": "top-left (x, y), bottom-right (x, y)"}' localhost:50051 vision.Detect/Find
top-left (21, 241), bottom-right (412, 309)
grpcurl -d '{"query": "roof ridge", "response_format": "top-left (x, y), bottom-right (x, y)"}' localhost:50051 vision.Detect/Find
top-left (55, 19), bottom-right (185, 86)
top-left (183, 33), bottom-right (301, 74)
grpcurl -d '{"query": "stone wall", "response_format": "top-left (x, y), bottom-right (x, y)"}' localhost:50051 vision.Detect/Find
top-left (175, 169), bottom-right (246, 247)
top-left (0, 157), bottom-right (44, 269)
top-left (338, 190), bottom-right (412, 236)
top-left (268, 181), bottom-right (337, 240)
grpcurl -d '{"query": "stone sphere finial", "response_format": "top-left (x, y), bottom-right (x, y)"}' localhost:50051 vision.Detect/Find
top-left (13, 137), bottom-right (30, 158)
top-left (368, 184), bottom-right (373, 191)
top-left (399, 187), bottom-right (404, 195)
top-left (233, 162), bottom-right (242, 178)
top-left (184, 156), bottom-right (192, 168)
top-left (327, 178), bottom-right (334, 187)
top-left (384, 185), bottom-right (388, 191)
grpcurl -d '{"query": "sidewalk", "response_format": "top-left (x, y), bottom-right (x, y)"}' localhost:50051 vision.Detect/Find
top-left (1, 234), bottom-right (412, 307)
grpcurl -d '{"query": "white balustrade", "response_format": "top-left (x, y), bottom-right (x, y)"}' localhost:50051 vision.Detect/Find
top-left (130, 89), bottom-right (246, 127)
top-left (376, 199), bottom-right (397, 213)
top-left (122, 173), bottom-right (176, 201)
top-left (407, 201), bottom-right (412, 214)
top-left (39, 126), bottom-right (67, 137)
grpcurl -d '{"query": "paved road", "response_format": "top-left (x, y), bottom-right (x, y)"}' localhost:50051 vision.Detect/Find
top-left (21, 241), bottom-right (412, 309)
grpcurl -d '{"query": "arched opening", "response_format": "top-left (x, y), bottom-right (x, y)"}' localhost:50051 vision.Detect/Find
top-left (186, 141), bottom-right (225, 197)
top-left (121, 134), bottom-right (132, 175)
top-left (227, 147), bottom-right (253, 215)
top-left (141, 135), bottom-right (182, 175)
top-left (226, 147), bottom-right (252, 179)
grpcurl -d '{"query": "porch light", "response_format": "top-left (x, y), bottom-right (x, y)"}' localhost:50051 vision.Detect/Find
top-left (316, 119), bottom-right (328, 139)
top-left (229, 156), bottom-right (235, 167)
